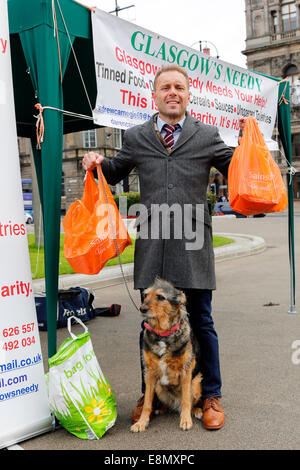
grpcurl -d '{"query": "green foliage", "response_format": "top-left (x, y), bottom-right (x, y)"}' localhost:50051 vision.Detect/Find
top-left (213, 235), bottom-right (234, 247)
top-left (113, 192), bottom-right (140, 213)
top-left (206, 192), bottom-right (217, 214)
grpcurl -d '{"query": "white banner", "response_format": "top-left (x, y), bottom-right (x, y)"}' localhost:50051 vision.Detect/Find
top-left (92, 9), bottom-right (279, 149)
top-left (0, 0), bottom-right (52, 449)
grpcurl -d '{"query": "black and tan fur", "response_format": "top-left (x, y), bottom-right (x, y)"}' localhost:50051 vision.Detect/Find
top-left (131, 278), bottom-right (202, 432)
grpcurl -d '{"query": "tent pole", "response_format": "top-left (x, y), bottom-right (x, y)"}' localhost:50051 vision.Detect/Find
top-left (277, 80), bottom-right (296, 314)
top-left (288, 173), bottom-right (297, 314)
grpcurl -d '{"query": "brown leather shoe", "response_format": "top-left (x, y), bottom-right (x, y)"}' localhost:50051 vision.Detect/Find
top-left (202, 397), bottom-right (225, 430)
top-left (131, 394), bottom-right (166, 424)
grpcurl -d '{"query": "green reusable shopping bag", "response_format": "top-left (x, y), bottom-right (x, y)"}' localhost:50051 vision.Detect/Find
top-left (48, 316), bottom-right (117, 439)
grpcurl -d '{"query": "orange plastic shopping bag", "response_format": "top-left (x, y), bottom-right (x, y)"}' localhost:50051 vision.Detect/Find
top-left (63, 166), bottom-right (132, 275)
top-left (228, 117), bottom-right (287, 216)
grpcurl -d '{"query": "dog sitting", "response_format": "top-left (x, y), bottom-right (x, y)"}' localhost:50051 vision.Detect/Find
top-left (130, 278), bottom-right (202, 432)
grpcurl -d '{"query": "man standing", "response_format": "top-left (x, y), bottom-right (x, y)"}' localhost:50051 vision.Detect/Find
top-left (83, 65), bottom-right (245, 430)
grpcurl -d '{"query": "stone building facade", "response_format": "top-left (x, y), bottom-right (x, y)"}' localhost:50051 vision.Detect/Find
top-left (243, 0), bottom-right (300, 198)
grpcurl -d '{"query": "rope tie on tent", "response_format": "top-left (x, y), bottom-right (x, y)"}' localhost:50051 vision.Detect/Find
top-left (287, 165), bottom-right (297, 185)
top-left (34, 104), bottom-right (45, 150)
top-left (33, 103), bottom-right (94, 149)
top-left (278, 78), bottom-right (290, 106)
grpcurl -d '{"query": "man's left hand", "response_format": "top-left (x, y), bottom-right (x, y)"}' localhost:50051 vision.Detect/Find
top-left (239, 117), bottom-right (247, 132)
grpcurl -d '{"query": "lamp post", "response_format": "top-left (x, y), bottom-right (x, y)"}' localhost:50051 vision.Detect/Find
top-left (191, 40), bottom-right (220, 59)
top-left (109, 0), bottom-right (135, 16)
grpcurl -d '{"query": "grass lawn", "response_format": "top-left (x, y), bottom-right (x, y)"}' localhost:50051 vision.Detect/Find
top-left (28, 233), bottom-right (234, 280)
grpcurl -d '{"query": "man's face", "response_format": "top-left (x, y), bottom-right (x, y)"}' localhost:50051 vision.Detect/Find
top-left (152, 71), bottom-right (190, 124)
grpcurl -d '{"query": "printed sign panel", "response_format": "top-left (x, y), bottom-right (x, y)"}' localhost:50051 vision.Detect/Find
top-left (0, 0), bottom-right (52, 449)
top-left (92, 8), bottom-right (279, 149)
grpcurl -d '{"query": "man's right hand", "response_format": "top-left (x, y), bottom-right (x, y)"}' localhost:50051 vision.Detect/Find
top-left (82, 151), bottom-right (104, 171)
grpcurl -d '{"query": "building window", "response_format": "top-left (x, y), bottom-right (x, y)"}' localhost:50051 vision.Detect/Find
top-left (83, 129), bottom-right (97, 148)
top-left (284, 64), bottom-right (300, 106)
top-left (113, 128), bottom-right (122, 149)
top-left (281, 1), bottom-right (297, 32)
top-left (293, 134), bottom-right (300, 157)
top-left (61, 171), bottom-right (65, 196)
top-left (271, 10), bottom-right (278, 33)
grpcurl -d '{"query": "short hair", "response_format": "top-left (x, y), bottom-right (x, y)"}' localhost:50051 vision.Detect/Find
top-left (153, 65), bottom-right (190, 91)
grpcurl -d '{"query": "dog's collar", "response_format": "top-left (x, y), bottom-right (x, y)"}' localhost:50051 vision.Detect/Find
top-left (144, 322), bottom-right (180, 337)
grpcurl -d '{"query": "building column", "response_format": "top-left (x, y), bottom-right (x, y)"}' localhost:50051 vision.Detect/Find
top-left (295, 1), bottom-right (300, 30)
top-left (264, 0), bottom-right (270, 36)
top-left (245, 0), bottom-right (253, 38)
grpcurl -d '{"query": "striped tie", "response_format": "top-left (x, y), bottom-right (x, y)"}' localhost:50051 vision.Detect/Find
top-left (163, 123), bottom-right (180, 149)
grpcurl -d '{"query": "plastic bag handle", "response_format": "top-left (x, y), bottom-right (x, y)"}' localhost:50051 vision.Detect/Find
top-left (67, 316), bottom-right (88, 339)
top-left (86, 166), bottom-right (103, 192)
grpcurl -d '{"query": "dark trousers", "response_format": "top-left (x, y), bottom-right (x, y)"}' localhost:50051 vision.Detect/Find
top-left (139, 288), bottom-right (222, 399)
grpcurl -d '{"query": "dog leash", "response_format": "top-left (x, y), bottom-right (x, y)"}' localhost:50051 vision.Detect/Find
top-left (96, 164), bottom-right (140, 312)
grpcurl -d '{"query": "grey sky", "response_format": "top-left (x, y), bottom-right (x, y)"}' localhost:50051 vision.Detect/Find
top-left (77, 0), bottom-right (247, 68)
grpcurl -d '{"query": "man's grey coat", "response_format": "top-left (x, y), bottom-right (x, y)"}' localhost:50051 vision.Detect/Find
top-left (101, 113), bottom-right (233, 290)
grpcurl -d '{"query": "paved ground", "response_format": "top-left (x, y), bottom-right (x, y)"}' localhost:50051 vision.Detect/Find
top-left (18, 206), bottom-right (300, 450)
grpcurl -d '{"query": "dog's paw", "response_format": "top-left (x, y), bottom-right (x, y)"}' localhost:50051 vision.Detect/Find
top-left (180, 414), bottom-right (193, 431)
top-left (192, 407), bottom-right (202, 420)
top-left (130, 420), bottom-right (149, 433)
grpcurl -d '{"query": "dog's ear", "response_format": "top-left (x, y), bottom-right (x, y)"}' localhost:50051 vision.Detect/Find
top-left (153, 275), bottom-right (163, 285)
top-left (176, 291), bottom-right (186, 306)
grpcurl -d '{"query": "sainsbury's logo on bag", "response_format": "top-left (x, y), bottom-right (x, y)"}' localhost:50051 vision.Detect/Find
top-left (248, 171), bottom-right (273, 182)
top-left (90, 230), bottom-right (110, 245)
